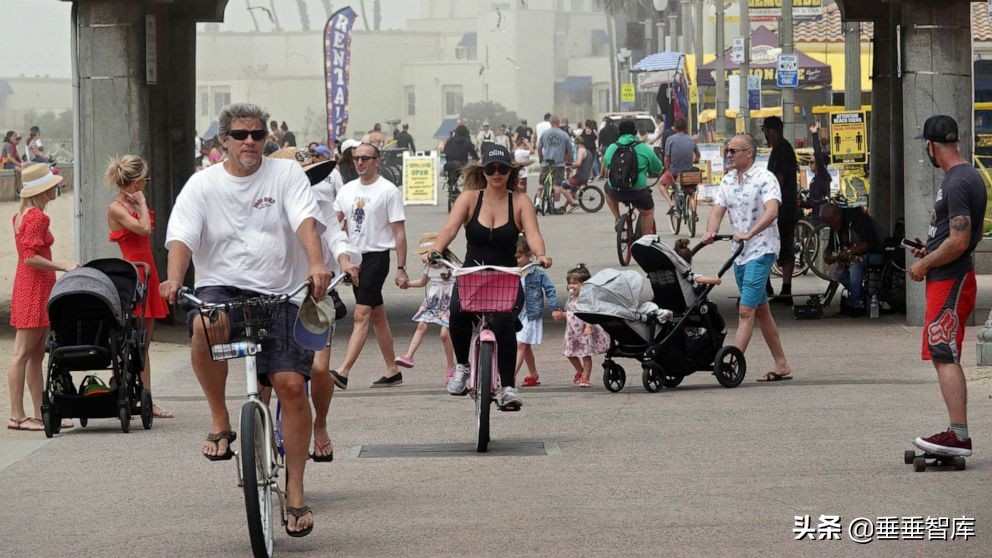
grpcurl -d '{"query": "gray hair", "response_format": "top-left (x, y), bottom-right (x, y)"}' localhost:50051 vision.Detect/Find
top-left (218, 103), bottom-right (270, 139)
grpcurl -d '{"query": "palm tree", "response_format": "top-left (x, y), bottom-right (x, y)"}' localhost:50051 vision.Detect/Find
top-left (359, 0), bottom-right (370, 31)
top-left (374, 0), bottom-right (381, 31)
top-left (295, 0), bottom-right (311, 30)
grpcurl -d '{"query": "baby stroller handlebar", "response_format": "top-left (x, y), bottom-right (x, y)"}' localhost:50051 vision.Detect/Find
top-left (690, 235), bottom-right (736, 256)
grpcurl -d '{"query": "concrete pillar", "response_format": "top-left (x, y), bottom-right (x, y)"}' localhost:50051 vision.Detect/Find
top-left (739, 0), bottom-right (750, 133)
top-left (714, 1), bottom-right (730, 137)
top-left (901, 1), bottom-right (973, 326)
top-left (888, 4), bottom-right (904, 239)
top-left (780, 0), bottom-right (798, 143)
top-left (76, 2), bottom-right (151, 263)
top-left (869, 15), bottom-right (891, 235)
top-left (844, 23), bottom-right (861, 110)
top-left (680, 0), bottom-right (692, 54)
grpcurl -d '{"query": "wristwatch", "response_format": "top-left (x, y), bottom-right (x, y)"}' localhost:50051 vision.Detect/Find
top-left (397, 266), bottom-right (405, 271)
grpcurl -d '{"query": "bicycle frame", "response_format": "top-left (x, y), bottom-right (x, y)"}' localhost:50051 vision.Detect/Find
top-left (468, 323), bottom-right (500, 399)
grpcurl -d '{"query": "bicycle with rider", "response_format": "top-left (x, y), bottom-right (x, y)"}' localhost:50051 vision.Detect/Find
top-left (663, 118), bottom-right (701, 217)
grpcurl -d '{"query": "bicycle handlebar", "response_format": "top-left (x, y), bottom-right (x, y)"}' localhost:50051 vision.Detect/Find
top-left (428, 253), bottom-right (545, 274)
top-left (177, 274), bottom-right (349, 313)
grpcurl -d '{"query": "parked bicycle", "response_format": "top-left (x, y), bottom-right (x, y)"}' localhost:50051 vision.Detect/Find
top-left (178, 273), bottom-right (348, 558)
top-left (431, 254), bottom-right (543, 452)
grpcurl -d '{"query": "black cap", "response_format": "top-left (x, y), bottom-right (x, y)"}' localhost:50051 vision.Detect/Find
top-left (760, 116), bottom-right (784, 130)
top-left (915, 115), bottom-right (959, 143)
top-left (481, 143), bottom-right (513, 166)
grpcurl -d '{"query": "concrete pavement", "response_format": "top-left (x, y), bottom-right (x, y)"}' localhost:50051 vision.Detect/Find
top-left (2, 194), bottom-right (991, 556)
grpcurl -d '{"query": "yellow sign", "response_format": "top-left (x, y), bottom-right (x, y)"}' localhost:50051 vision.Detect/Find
top-left (620, 83), bottom-right (636, 103)
top-left (829, 111), bottom-right (868, 165)
top-left (402, 152), bottom-right (438, 205)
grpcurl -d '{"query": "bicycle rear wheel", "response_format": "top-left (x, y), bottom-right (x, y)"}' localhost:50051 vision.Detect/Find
top-left (685, 202), bottom-right (696, 238)
top-left (476, 341), bottom-right (493, 453)
top-left (577, 185), bottom-right (605, 213)
top-left (793, 220), bottom-right (815, 276)
top-left (241, 403), bottom-right (275, 558)
top-left (616, 214), bottom-right (634, 266)
top-left (668, 195), bottom-right (682, 235)
top-left (809, 224), bottom-right (841, 281)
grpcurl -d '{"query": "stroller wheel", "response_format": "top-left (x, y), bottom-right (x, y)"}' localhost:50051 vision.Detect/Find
top-left (119, 405), bottom-right (131, 434)
top-left (714, 346), bottom-right (747, 388)
top-left (602, 362), bottom-right (626, 392)
top-left (140, 389), bottom-right (153, 430)
top-left (79, 416), bottom-right (88, 428)
top-left (42, 407), bottom-right (56, 438)
top-left (662, 375), bottom-right (684, 388)
top-left (642, 363), bottom-right (664, 393)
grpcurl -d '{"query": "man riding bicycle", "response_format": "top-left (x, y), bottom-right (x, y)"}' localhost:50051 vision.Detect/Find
top-left (442, 125), bottom-right (478, 188)
top-left (603, 119), bottom-right (664, 236)
top-left (663, 118), bottom-right (701, 218)
top-left (161, 102), bottom-right (331, 537)
top-left (559, 129), bottom-right (593, 212)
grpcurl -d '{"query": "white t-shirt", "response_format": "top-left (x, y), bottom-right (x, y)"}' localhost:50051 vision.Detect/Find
top-left (313, 167), bottom-right (345, 208)
top-left (165, 158), bottom-right (326, 299)
top-left (514, 148), bottom-right (531, 178)
top-left (535, 121), bottom-right (552, 144)
top-left (333, 175), bottom-right (406, 253)
top-left (316, 200), bottom-right (361, 273)
top-left (714, 165), bottom-right (782, 265)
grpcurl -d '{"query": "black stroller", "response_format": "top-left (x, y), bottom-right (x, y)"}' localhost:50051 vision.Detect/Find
top-left (575, 235), bottom-right (746, 392)
top-left (40, 258), bottom-right (152, 437)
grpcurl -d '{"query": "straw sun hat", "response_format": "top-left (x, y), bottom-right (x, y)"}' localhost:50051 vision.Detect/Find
top-left (270, 147), bottom-right (336, 185)
top-left (19, 163), bottom-right (64, 198)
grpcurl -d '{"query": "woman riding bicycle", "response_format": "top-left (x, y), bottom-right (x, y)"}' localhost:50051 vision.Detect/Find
top-left (432, 143), bottom-right (552, 411)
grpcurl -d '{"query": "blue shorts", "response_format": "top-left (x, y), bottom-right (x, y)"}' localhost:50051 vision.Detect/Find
top-left (733, 253), bottom-right (775, 308)
top-left (187, 286), bottom-right (313, 386)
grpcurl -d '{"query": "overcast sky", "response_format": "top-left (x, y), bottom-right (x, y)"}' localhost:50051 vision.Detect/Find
top-left (0, 0), bottom-right (419, 79)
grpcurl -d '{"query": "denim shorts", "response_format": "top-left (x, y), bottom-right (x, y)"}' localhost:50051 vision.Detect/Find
top-left (733, 253), bottom-right (775, 308)
top-left (187, 285), bottom-right (314, 385)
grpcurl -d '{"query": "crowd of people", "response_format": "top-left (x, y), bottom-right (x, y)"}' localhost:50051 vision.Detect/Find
top-left (2, 126), bottom-right (54, 170)
top-left (6, 98), bottom-right (986, 539)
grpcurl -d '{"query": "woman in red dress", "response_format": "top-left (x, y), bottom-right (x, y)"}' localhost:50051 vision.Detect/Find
top-left (7, 163), bottom-right (78, 431)
top-left (106, 155), bottom-right (173, 418)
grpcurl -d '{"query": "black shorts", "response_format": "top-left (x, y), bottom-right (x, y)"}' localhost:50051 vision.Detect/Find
top-left (354, 250), bottom-right (390, 307)
top-left (777, 218), bottom-right (797, 266)
top-left (186, 286), bottom-right (313, 386)
top-left (606, 187), bottom-right (655, 211)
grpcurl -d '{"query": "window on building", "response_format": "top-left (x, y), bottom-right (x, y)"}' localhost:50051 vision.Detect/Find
top-left (199, 86), bottom-right (209, 117)
top-left (212, 86), bottom-right (231, 116)
top-left (597, 88), bottom-right (610, 113)
top-left (443, 85), bottom-right (464, 117)
top-left (572, 0), bottom-right (587, 12)
top-left (555, 0), bottom-right (565, 12)
top-left (405, 86), bottom-right (416, 116)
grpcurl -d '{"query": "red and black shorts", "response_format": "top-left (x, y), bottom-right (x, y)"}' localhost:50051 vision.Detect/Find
top-left (922, 271), bottom-right (977, 364)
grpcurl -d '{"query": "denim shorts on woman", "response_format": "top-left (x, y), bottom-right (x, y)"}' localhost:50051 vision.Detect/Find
top-left (187, 285), bottom-right (314, 386)
top-left (733, 253), bottom-right (776, 308)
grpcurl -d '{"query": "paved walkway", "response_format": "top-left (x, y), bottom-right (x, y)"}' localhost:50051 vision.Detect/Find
top-left (2, 197), bottom-right (991, 556)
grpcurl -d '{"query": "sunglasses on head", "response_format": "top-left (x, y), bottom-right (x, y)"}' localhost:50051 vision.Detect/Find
top-left (483, 163), bottom-right (511, 176)
top-left (726, 147), bottom-right (749, 155)
top-left (228, 129), bottom-right (267, 141)
top-left (354, 155), bottom-right (379, 163)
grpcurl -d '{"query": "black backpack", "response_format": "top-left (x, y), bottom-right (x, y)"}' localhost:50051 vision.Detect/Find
top-left (608, 142), bottom-right (639, 191)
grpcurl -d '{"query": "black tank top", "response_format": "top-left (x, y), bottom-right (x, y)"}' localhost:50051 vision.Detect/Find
top-left (464, 189), bottom-right (519, 267)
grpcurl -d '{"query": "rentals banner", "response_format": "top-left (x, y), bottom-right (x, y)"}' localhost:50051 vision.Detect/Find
top-left (324, 7), bottom-right (357, 146)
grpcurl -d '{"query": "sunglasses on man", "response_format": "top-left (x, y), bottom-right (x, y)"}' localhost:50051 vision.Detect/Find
top-left (483, 163), bottom-right (511, 176)
top-left (353, 155), bottom-right (379, 163)
top-left (726, 147), bottom-right (750, 155)
top-left (228, 129), bottom-right (268, 141)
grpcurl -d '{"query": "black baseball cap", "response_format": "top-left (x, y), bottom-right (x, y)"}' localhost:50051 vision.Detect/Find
top-left (481, 143), bottom-right (513, 166)
top-left (760, 116), bottom-right (784, 130)
top-left (915, 115), bottom-right (959, 143)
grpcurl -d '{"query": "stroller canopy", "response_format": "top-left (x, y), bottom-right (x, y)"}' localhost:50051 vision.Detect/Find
top-left (48, 267), bottom-right (124, 325)
top-left (632, 235), bottom-right (696, 313)
top-left (575, 269), bottom-right (645, 322)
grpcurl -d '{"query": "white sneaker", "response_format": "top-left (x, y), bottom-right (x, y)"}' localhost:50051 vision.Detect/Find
top-left (447, 364), bottom-right (470, 396)
top-left (499, 386), bottom-right (522, 411)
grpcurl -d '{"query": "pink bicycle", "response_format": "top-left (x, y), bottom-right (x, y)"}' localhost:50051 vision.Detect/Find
top-left (431, 254), bottom-right (543, 452)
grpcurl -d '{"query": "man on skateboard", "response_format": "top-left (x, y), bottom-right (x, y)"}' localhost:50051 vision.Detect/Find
top-left (908, 115), bottom-right (987, 459)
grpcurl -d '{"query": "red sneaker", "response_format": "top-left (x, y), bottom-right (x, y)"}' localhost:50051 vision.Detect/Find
top-left (522, 376), bottom-right (540, 387)
top-left (914, 429), bottom-right (972, 457)
top-left (573, 372), bottom-right (582, 385)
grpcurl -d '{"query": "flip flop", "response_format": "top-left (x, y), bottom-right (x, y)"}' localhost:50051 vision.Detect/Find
top-left (310, 438), bottom-right (334, 463)
top-left (6, 417), bottom-right (43, 431)
top-left (757, 372), bottom-right (793, 382)
top-left (152, 404), bottom-right (175, 418)
top-left (286, 505), bottom-right (314, 538)
top-left (330, 370), bottom-right (348, 390)
top-left (203, 430), bottom-right (237, 461)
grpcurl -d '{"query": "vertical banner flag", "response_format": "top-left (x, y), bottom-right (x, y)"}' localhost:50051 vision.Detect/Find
top-left (324, 7), bottom-right (357, 146)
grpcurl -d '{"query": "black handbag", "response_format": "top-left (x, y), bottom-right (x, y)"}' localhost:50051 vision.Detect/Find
top-left (329, 288), bottom-right (347, 320)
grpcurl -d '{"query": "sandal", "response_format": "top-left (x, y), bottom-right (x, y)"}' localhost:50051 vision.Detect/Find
top-left (573, 372), bottom-right (582, 385)
top-left (310, 438), bottom-right (334, 463)
top-left (152, 404), bottom-right (174, 418)
top-left (285, 505), bottom-right (314, 538)
top-left (756, 372), bottom-right (793, 382)
top-left (7, 417), bottom-right (43, 431)
top-left (521, 376), bottom-right (540, 387)
top-left (203, 430), bottom-right (237, 461)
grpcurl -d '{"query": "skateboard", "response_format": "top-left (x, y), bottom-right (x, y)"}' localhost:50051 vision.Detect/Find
top-left (904, 449), bottom-right (966, 472)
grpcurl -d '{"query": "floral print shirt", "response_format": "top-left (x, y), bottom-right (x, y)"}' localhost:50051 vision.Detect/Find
top-left (715, 165), bottom-right (782, 265)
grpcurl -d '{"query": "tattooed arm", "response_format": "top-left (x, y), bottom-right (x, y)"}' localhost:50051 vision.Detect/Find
top-left (908, 215), bottom-right (972, 281)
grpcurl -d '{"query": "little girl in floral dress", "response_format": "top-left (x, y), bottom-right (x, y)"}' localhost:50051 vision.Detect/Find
top-left (552, 263), bottom-right (610, 387)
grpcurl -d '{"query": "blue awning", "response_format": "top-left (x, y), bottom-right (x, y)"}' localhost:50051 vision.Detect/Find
top-left (632, 51), bottom-right (684, 72)
top-left (558, 76), bottom-right (592, 92)
top-left (592, 29), bottom-right (608, 45)
top-left (458, 32), bottom-right (477, 47)
top-left (433, 118), bottom-right (457, 139)
top-left (203, 121), bottom-right (219, 140)
top-left (0, 80), bottom-right (13, 96)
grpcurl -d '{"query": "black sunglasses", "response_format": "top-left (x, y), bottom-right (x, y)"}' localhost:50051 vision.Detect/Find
top-left (726, 147), bottom-right (750, 155)
top-left (483, 163), bottom-right (511, 176)
top-left (228, 129), bottom-right (267, 141)
top-left (354, 155), bottom-right (379, 163)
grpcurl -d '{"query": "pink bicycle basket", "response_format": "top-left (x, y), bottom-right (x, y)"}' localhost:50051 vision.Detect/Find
top-left (456, 269), bottom-right (520, 314)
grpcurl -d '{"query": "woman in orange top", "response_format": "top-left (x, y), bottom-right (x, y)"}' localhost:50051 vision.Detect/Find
top-left (106, 155), bottom-right (173, 418)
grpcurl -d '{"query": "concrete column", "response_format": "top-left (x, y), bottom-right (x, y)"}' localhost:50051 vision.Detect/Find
top-left (780, 0), bottom-right (797, 143)
top-left (869, 15), bottom-right (891, 235)
top-left (76, 2), bottom-right (151, 263)
top-left (901, 1), bottom-right (973, 326)
top-left (693, 0), bottom-right (703, 63)
top-left (844, 23), bottom-right (861, 110)
top-left (714, 1), bottom-right (729, 137)
top-left (888, 4), bottom-right (904, 238)
top-left (680, 0), bottom-right (692, 54)
top-left (739, 0), bottom-right (750, 133)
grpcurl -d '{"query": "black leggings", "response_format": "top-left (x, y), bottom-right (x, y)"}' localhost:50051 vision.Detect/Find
top-left (448, 286), bottom-right (524, 388)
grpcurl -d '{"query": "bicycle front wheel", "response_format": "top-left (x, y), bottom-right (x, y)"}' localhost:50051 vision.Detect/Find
top-left (616, 214), bottom-right (634, 266)
top-left (578, 185), bottom-right (605, 213)
top-left (668, 196), bottom-right (682, 235)
top-left (241, 403), bottom-right (275, 558)
top-left (685, 202), bottom-right (696, 238)
top-left (476, 341), bottom-right (493, 453)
